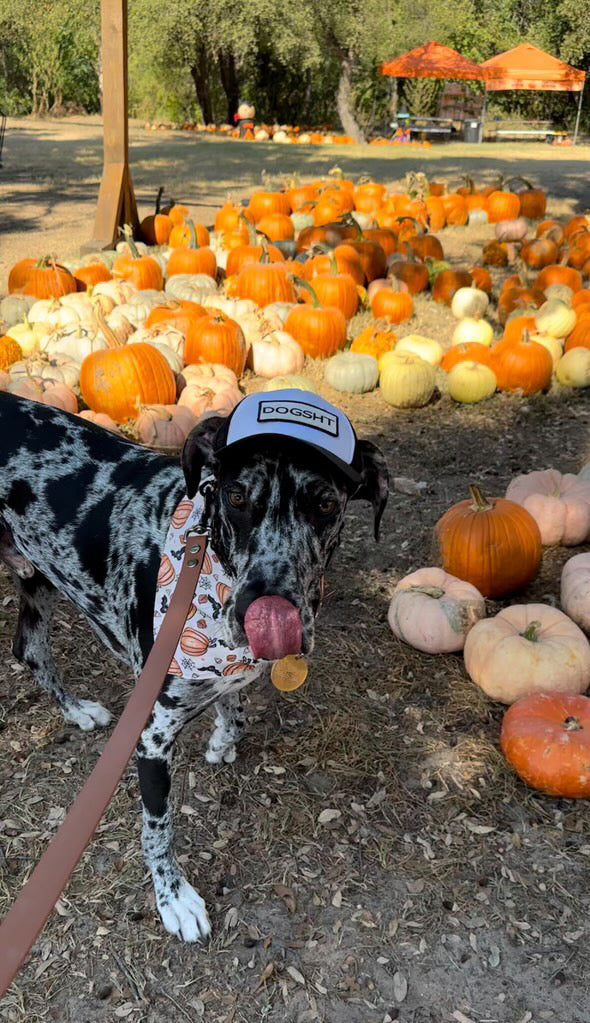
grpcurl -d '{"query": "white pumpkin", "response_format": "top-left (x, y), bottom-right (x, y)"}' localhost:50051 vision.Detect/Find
top-left (5, 320), bottom-right (50, 357)
top-left (262, 301), bottom-right (297, 325)
top-left (556, 348), bottom-right (590, 388)
top-left (165, 274), bottom-right (218, 302)
top-left (116, 238), bottom-right (149, 256)
top-left (41, 323), bottom-right (110, 364)
top-left (324, 352), bottom-right (379, 393)
top-left (261, 374), bottom-right (316, 393)
top-left (248, 331), bottom-right (305, 378)
top-left (28, 298), bottom-right (81, 328)
top-left (451, 286), bottom-right (489, 320)
top-left (132, 324), bottom-right (186, 359)
top-left (379, 352), bottom-right (436, 409)
top-left (128, 338), bottom-right (183, 374)
top-left (291, 212), bottom-right (314, 233)
top-left (9, 354), bottom-right (81, 392)
top-left (93, 279), bottom-right (137, 305)
top-left (535, 299), bottom-right (576, 339)
top-left (506, 468), bottom-right (590, 546)
top-left (58, 292), bottom-right (97, 319)
top-left (388, 567), bottom-right (486, 653)
top-left (561, 553), bottom-right (590, 633)
top-left (395, 334), bottom-right (443, 367)
top-left (202, 295), bottom-right (257, 321)
top-left (105, 308), bottom-right (135, 343)
top-left (529, 332), bottom-right (564, 368)
top-left (451, 318), bottom-right (494, 348)
top-left (447, 361), bottom-right (497, 404)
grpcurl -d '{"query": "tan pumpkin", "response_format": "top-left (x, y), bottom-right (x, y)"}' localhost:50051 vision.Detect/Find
top-left (561, 553), bottom-right (590, 633)
top-left (388, 567), bottom-right (485, 653)
top-left (77, 409), bottom-right (121, 433)
top-left (136, 405), bottom-right (199, 449)
top-left (177, 379), bottom-right (242, 418)
top-left (464, 604), bottom-right (590, 704)
top-left (506, 469), bottom-right (590, 546)
top-left (247, 330), bottom-right (305, 378)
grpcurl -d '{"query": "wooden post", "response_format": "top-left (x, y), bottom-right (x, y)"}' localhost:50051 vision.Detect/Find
top-left (82, 0), bottom-right (139, 252)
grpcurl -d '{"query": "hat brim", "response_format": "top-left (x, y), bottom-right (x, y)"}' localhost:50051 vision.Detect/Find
top-left (217, 432), bottom-right (362, 485)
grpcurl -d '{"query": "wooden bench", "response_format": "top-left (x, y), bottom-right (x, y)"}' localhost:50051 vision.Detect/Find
top-left (491, 121), bottom-right (568, 142)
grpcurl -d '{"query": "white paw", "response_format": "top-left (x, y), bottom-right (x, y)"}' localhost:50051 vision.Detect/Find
top-left (205, 743), bottom-right (237, 765)
top-left (64, 699), bottom-right (112, 732)
top-left (157, 881), bottom-right (211, 943)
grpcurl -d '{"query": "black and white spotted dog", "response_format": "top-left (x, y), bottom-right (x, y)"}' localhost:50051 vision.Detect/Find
top-left (0, 391), bottom-right (388, 941)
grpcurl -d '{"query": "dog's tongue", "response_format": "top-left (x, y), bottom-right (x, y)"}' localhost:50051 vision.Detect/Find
top-left (244, 597), bottom-right (303, 660)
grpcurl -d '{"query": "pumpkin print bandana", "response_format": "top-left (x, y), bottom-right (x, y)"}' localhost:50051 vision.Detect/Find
top-left (154, 481), bottom-right (263, 682)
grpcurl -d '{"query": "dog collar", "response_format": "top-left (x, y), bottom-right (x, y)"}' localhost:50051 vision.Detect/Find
top-left (218, 390), bottom-right (362, 484)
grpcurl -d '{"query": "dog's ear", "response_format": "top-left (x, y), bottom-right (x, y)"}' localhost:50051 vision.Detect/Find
top-left (181, 415), bottom-right (228, 497)
top-left (352, 440), bottom-right (389, 541)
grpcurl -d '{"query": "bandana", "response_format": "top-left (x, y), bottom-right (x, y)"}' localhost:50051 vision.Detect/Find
top-left (154, 481), bottom-right (263, 683)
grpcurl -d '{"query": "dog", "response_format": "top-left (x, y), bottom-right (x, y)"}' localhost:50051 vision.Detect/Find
top-left (0, 389), bottom-right (388, 941)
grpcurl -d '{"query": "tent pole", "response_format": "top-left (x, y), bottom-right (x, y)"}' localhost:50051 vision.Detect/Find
top-left (479, 89), bottom-right (487, 143)
top-left (573, 83), bottom-right (585, 145)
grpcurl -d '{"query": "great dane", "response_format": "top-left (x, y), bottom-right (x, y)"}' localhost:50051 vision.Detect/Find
top-left (0, 389), bottom-right (388, 941)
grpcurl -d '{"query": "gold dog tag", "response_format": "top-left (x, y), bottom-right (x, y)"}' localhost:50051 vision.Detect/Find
top-left (271, 655), bottom-right (309, 692)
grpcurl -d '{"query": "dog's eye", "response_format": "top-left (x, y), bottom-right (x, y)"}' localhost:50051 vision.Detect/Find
top-left (317, 495), bottom-right (338, 516)
top-left (227, 490), bottom-right (247, 509)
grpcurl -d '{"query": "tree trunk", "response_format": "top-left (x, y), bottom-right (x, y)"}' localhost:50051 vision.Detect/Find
top-left (218, 49), bottom-right (240, 125)
top-left (191, 45), bottom-right (213, 124)
top-left (336, 51), bottom-right (365, 143)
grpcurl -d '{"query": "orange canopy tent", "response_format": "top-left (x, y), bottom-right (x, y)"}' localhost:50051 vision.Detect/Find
top-left (481, 43), bottom-right (586, 143)
top-left (381, 42), bottom-right (489, 81)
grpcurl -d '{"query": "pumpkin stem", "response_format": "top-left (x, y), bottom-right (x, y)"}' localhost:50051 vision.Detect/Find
top-left (468, 485), bottom-right (495, 512)
top-left (188, 221), bottom-right (199, 250)
top-left (410, 585), bottom-right (445, 599)
top-left (154, 185), bottom-right (164, 215)
top-left (239, 212), bottom-right (257, 246)
top-left (328, 165), bottom-right (344, 180)
top-left (120, 224), bottom-right (142, 260)
top-left (520, 620), bottom-right (541, 643)
top-left (93, 305), bottom-right (122, 349)
top-left (291, 276), bottom-right (320, 307)
top-left (505, 176), bottom-right (533, 193)
top-left (564, 716), bottom-right (583, 732)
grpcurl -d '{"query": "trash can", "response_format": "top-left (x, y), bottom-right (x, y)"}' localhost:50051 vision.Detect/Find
top-left (464, 119), bottom-right (481, 143)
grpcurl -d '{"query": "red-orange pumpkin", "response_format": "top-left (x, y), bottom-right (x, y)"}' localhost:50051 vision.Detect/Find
top-left (370, 288), bottom-right (414, 324)
top-left (501, 693), bottom-right (590, 798)
top-left (492, 334), bottom-right (553, 395)
top-left (284, 284), bottom-right (347, 359)
top-left (184, 312), bottom-right (247, 376)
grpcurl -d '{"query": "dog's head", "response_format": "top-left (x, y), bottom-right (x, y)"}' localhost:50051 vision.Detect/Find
top-left (181, 392), bottom-right (388, 660)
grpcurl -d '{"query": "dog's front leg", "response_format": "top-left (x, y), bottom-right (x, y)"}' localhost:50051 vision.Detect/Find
top-left (205, 689), bottom-right (246, 764)
top-left (137, 684), bottom-right (213, 943)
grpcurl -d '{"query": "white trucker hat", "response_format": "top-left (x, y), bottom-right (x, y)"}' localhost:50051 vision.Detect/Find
top-left (219, 390), bottom-right (361, 483)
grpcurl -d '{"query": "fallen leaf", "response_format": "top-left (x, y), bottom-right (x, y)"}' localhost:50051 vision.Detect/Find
top-left (318, 808), bottom-right (341, 825)
top-left (286, 966), bottom-right (305, 986)
top-left (332, 889), bottom-right (343, 908)
top-left (393, 971), bottom-right (407, 1003)
top-left (488, 945), bottom-right (500, 968)
top-left (274, 884), bottom-right (297, 914)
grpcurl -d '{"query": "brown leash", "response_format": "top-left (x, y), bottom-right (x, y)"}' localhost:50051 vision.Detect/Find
top-left (0, 532), bottom-right (208, 1000)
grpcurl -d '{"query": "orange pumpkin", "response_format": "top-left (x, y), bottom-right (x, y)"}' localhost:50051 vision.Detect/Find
top-left (536, 264), bottom-right (583, 294)
top-left (300, 270), bottom-right (359, 320)
top-left (486, 190), bottom-right (521, 224)
top-left (16, 257), bottom-right (77, 299)
top-left (184, 311), bottom-right (247, 377)
top-left (388, 259), bottom-right (429, 295)
top-left (350, 324), bottom-right (397, 360)
top-left (215, 202), bottom-right (246, 233)
top-left (425, 197), bottom-right (446, 230)
top-left (169, 203), bottom-right (190, 226)
top-left (80, 343), bottom-right (176, 423)
top-left (140, 188), bottom-right (173, 245)
top-left (370, 288), bottom-right (414, 324)
top-left (345, 240), bottom-right (387, 283)
top-left (113, 239), bottom-right (163, 291)
top-left (492, 334), bottom-right (553, 395)
top-left (501, 314), bottom-right (538, 345)
top-left (286, 184), bottom-right (316, 211)
top-left (167, 222), bottom-right (217, 279)
top-left (431, 269), bottom-right (472, 305)
top-left (441, 343), bottom-right (494, 374)
top-left (235, 262), bottom-right (296, 307)
top-left (247, 191), bottom-right (291, 223)
top-left (501, 693), bottom-right (590, 798)
top-left (257, 212), bottom-right (295, 241)
top-left (440, 195), bottom-right (468, 226)
top-left (168, 220), bottom-right (211, 249)
top-left (74, 264), bottom-right (113, 290)
top-left (521, 238), bottom-right (559, 270)
top-left (435, 485), bottom-right (542, 598)
top-left (400, 234), bottom-right (444, 263)
top-left (284, 283), bottom-right (347, 359)
top-left (303, 247), bottom-right (364, 287)
top-left (8, 258), bottom-right (36, 294)
top-left (469, 267), bottom-right (492, 295)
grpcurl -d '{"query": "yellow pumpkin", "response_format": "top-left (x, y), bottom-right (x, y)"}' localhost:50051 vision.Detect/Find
top-left (394, 334), bottom-right (443, 367)
top-left (556, 348), bottom-right (590, 387)
top-left (451, 318), bottom-right (494, 348)
top-left (379, 352), bottom-right (436, 408)
top-left (447, 361), bottom-right (497, 404)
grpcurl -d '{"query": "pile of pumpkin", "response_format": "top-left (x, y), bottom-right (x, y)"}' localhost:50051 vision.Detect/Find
top-left (389, 471), bottom-right (590, 800)
top-left (2, 173), bottom-right (590, 448)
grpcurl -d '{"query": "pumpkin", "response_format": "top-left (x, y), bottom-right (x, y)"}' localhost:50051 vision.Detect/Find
top-left (510, 179), bottom-right (547, 220)
top-left (74, 264), bottom-right (113, 291)
top-left (350, 324), bottom-right (397, 361)
top-left (482, 240), bottom-right (509, 267)
top-left (247, 191), bottom-right (292, 223)
top-left (536, 264), bottom-right (583, 294)
top-left (379, 352), bottom-right (435, 409)
top-left (451, 318), bottom-right (494, 348)
top-left (168, 219), bottom-right (210, 249)
top-left (345, 240), bottom-right (387, 283)
top-left (387, 259), bottom-right (429, 295)
top-left (435, 485), bottom-right (542, 598)
top-left (167, 222), bottom-right (217, 279)
top-left (447, 361), bottom-right (497, 404)
top-left (80, 342), bottom-right (176, 422)
top-left (247, 330), bottom-right (305, 378)
top-left (561, 552), bottom-right (590, 634)
top-left (178, 379), bottom-right (241, 418)
top-left (394, 334), bottom-right (443, 367)
top-left (464, 604), bottom-right (590, 704)
top-left (501, 692), bottom-right (590, 799)
top-left (556, 347), bottom-right (590, 387)
top-left (0, 336), bottom-right (23, 370)
top-left (136, 404), bottom-right (199, 449)
top-left (529, 332), bottom-right (564, 368)
top-left (431, 269), bottom-right (473, 306)
top-left (235, 263), bottom-right (296, 307)
top-left (284, 283), bottom-right (347, 360)
top-left (77, 409), bottom-right (121, 433)
top-left (5, 319), bottom-right (49, 357)
top-left (388, 567), bottom-right (485, 653)
top-left (534, 300), bottom-right (576, 339)
top-left (370, 288), bottom-right (414, 325)
top-left (492, 334), bottom-right (553, 395)
top-left (164, 274), bottom-right (218, 303)
top-left (225, 238), bottom-right (285, 278)
top-left (324, 352), bottom-right (379, 393)
top-left (28, 298), bottom-right (82, 328)
top-left (8, 258), bottom-right (36, 294)
top-left (178, 362), bottom-right (239, 392)
top-left (15, 257), bottom-right (78, 299)
top-left (486, 190), bottom-right (521, 224)
top-left (450, 287), bottom-right (489, 321)
top-left (113, 236), bottom-right (163, 291)
top-left (469, 267), bottom-right (492, 295)
top-left (9, 354), bottom-right (81, 392)
top-left (304, 246), bottom-right (364, 286)
top-left (0, 294), bottom-right (36, 327)
top-left (441, 343), bottom-right (495, 374)
top-left (501, 313), bottom-right (537, 344)
top-left (184, 312), bottom-right (247, 377)
top-left (257, 213), bottom-right (295, 241)
top-left (41, 321), bottom-right (111, 365)
top-left (494, 218), bottom-right (529, 243)
top-left (139, 188), bottom-right (173, 246)
top-left (300, 269), bottom-right (359, 321)
top-left (506, 469), bottom-right (590, 547)
top-left (521, 238), bottom-right (559, 270)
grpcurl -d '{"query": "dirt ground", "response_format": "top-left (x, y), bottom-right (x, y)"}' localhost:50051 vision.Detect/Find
top-left (1, 117), bottom-right (590, 1023)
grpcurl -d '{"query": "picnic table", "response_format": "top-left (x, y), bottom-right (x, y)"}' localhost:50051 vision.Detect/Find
top-left (390, 116), bottom-right (453, 140)
top-left (490, 120), bottom-right (569, 142)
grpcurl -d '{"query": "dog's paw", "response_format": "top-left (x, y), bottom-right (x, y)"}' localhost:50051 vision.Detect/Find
top-left (205, 743), bottom-right (237, 765)
top-left (157, 881), bottom-right (211, 943)
top-left (64, 699), bottom-right (112, 732)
